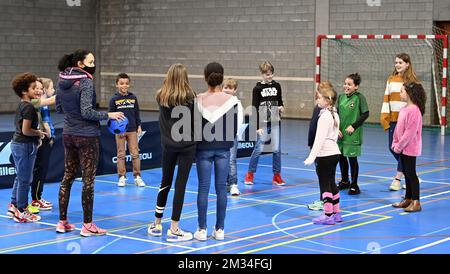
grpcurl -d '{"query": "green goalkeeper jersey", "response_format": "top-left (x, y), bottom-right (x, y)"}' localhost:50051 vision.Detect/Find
top-left (337, 92), bottom-right (369, 146)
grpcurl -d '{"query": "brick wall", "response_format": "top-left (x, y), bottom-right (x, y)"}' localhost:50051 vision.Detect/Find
top-left (0, 0), bottom-right (97, 112)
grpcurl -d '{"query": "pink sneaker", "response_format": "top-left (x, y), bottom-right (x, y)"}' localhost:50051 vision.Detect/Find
top-left (31, 200), bottom-right (53, 211)
top-left (80, 223), bottom-right (108, 237)
top-left (56, 220), bottom-right (76, 233)
top-left (312, 214), bottom-right (335, 225)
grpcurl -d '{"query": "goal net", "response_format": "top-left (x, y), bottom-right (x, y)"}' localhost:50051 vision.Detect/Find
top-left (316, 33), bottom-right (448, 135)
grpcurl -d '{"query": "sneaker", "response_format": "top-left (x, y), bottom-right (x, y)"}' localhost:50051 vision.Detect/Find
top-left (244, 172), bottom-right (254, 185)
top-left (80, 223), bottom-right (107, 237)
top-left (134, 176), bottom-right (146, 187)
top-left (313, 214), bottom-right (335, 225)
top-left (390, 178), bottom-right (401, 191)
top-left (194, 228), bottom-right (208, 241)
top-left (13, 209), bottom-right (41, 223)
top-left (118, 176), bottom-right (126, 187)
top-left (307, 200), bottom-right (324, 211)
top-left (337, 181), bottom-right (350, 190)
top-left (333, 212), bottom-right (343, 223)
top-left (40, 198), bottom-right (53, 207)
top-left (26, 204), bottom-right (40, 214)
top-left (166, 228), bottom-right (193, 242)
top-left (402, 177), bottom-right (421, 189)
top-left (272, 173), bottom-right (286, 186)
top-left (31, 200), bottom-right (52, 211)
top-left (348, 184), bottom-right (360, 195)
top-left (212, 228), bottom-right (225, 240)
top-left (230, 185), bottom-right (240, 196)
top-left (56, 220), bottom-right (76, 233)
top-left (7, 203), bottom-right (17, 218)
top-left (147, 222), bottom-right (163, 236)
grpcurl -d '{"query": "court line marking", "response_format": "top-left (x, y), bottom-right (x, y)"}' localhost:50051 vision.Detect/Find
top-left (0, 216), bottom-right (195, 253)
top-left (240, 216), bottom-right (391, 254)
top-left (177, 189), bottom-right (450, 254)
top-left (358, 226), bottom-right (450, 254)
top-left (237, 163), bottom-right (450, 185)
top-left (398, 236), bottom-right (450, 254)
top-left (271, 206), bottom-right (364, 253)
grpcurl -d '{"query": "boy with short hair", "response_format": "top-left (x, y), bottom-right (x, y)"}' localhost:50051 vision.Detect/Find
top-left (109, 73), bottom-right (145, 187)
top-left (223, 78), bottom-right (243, 196)
top-left (244, 61), bottom-right (286, 186)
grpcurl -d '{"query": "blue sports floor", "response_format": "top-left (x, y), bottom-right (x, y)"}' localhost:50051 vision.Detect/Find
top-left (1, 119), bottom-right (449, 254)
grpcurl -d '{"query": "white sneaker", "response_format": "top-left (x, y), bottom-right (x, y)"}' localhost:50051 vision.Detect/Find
top-left (402, 177), bottom-right (422, 189)
top-left (166, 228), bottom-right (193, 242)
top-left (212, 228), bottom-right (225, 240)
top-left (194, 228), bottom-right (207, 241)
top-left (389, 178), bottom-right (401, 191)
top-left (134, 176), bottom-right (146, 187)
top-left (117, 176), bottom-right (126, 187)
top-left (230, 185), bottom-right (240, 196)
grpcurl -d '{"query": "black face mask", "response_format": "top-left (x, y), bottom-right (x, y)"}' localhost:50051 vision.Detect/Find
top-left (83, 66), bottom-right (96, 75)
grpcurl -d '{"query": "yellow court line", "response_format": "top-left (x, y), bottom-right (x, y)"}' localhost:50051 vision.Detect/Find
top-left (240, 216), bottom-right (391, 254)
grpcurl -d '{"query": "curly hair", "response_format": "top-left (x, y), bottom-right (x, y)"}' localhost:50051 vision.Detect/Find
top-left (404, 82), bottom-right (426, 115)
top-left (11, 72), bottom-right (38, 98)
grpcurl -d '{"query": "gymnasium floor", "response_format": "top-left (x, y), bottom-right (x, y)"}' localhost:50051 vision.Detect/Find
top-left (0, 118), bottom-right (449, 254)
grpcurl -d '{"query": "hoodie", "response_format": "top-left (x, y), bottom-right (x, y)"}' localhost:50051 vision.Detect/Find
top-left (56, 67), bottom-right (108, 137)
top-left (252, 80), bottom-right (284, 127)
top-left (109, 91), bottom-right (141, 132)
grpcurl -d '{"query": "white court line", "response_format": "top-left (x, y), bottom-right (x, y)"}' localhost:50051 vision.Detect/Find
top-left (398, 236), bottom-right (450, 254)
top-left (0, 215), bottom-right (194, 251)
top-left (236, 163), bottom-right (450, 185)
top-left (177, 189), bottom-right (450, 254)
top-left (359, 226), bottom-right (450, 254)
top-left (271, 206), bottom-right (364, 253)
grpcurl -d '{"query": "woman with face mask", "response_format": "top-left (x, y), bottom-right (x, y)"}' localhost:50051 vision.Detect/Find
top-left (55, 50), bottom-right (124, 236)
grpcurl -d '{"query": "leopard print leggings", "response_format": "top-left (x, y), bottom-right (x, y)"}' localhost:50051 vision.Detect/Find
top-left (59, 135), bottom-right (99, 223)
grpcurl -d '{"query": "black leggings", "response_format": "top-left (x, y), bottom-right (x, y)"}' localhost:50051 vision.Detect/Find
top-left (339, 156), bottom-right (359, 185)
top-left (316, 155), bottom-right (340, 214)
top-left (59, 135), bottom-right (99, 223)
top-left (155, 146), bottom-right (195, 222)
top-left (400, 154), bottom-right (420, 200)
top-left (31, 137), bottom-right (54, 201)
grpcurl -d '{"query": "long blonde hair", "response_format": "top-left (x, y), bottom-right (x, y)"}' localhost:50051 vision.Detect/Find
top-left (390, 53), bottom-right (419, 83)
top-left (318, 81), bottom-right (338, 128)
top-left (156, 63), bottom-right (196, 107)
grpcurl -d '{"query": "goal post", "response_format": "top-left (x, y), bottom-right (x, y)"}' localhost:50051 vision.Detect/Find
top-left (316, 34), bottom-right (448, 135)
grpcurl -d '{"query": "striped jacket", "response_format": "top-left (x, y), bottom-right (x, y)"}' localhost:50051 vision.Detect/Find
top-left (380, 75), bottom-right (406, 130)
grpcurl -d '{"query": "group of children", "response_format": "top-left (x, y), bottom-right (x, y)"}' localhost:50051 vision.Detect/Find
top-left (6, 51), bottom-right (426, 240)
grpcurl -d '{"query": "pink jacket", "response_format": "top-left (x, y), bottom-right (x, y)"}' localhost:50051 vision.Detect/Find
top-left (392, 104), bottom-right (422, 157)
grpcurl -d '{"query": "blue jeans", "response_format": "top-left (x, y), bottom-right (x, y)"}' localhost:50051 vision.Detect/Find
top-left (227, 138), bottom-right (238, 186)
top-left (388, 122), bottom-right (403, 172)
top-left (196, 149), bottom-right (230, 230)
top-left (248, 124), bottom-right (281, 174)
top-left (10, 141), bottom-right (38, 210)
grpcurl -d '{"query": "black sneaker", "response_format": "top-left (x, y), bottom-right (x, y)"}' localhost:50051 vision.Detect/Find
top-left (348, 184), bottom-right (360, 195)
top-left (337, 181), bottom-right (351, 190)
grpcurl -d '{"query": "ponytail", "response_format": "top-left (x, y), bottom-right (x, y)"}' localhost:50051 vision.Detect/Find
top-left (57, 49), bottom-right (92, 72)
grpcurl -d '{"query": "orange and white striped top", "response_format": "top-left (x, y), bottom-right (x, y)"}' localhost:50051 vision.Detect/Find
top-left (380, 75), bottom-right (407, 130)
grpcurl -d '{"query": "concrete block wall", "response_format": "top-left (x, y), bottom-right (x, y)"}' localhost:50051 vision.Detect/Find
top-left (99, 0), bottom-right (317, 119)
top-left (0, 0), bottom-right (97, 112)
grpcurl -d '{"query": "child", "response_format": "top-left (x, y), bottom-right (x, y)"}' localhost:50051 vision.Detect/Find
top-left (391, 82), bottom-right (426, 212)
top-left (336, 73), bottom-right (369, 195)
top-left (307, 82), bottom-right (333, 211)
top-left (109, 73), bottom-right (145, 187)
top-left (380, 53), bottom-right (419, 191)
top-left (30, 78), bottom-right (57, 211)
top-left (304, 83), bottom-right (341, 225)
top-left (7, 72), bottom-right (47, 222)
top-left (194, 62), bottom-right (239, 241)
top-left (244, 61), bottom-right (285, 186)
top-left (223, 78), bottom-right (244, 196)
top-left (148, 64), bottom-right (196, 242)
